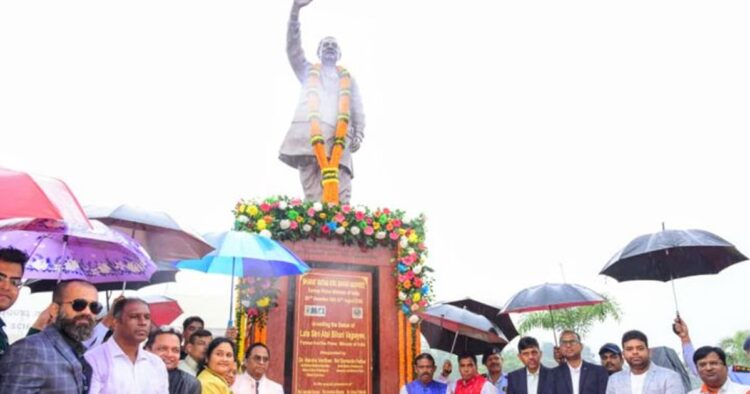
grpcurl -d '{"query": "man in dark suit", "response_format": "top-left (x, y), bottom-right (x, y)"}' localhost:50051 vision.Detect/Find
top-left (550, 330), bottom-right (608, 394)
top-left (0, 280), bottom-right (100, 394)
top-left (508, 336), bottom-right (553, 394)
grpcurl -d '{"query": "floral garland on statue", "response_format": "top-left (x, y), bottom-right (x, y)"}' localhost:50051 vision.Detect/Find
top-left (306, 64), bottom-right (351, 204)
top-left (233, 196), bottom-right (433, 323)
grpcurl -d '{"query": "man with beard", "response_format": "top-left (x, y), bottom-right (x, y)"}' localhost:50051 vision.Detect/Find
top-left (507, 336), bottom-right (553, 394)
top-left (599, 343), bottom-right (624, 376)
top-left (448, 352), bottom-right (499, 394)
top-left (0, 280), bottom-right (99, 393)
top-left (483, 348), bottom-right (508, 392)
top-left (550, 330), bottom-right (608, 394)
top-left (689, 346), bottom-right (750, 394)
top-left (400, 353), bottom-right (448, 394)
top-left (0, 247), bottom-right (27, 358)
top-left (436, 360), bottom-right (454, 383)
top-left (606, 330), bottom-right (683, 394)
top-left (85, 297), bottom-right (168, 393)
top-left (145, 326), bottom-right (201, 394)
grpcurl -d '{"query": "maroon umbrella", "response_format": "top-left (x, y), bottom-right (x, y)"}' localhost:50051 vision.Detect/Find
top-left (142, 295), bottom-right (183, 326)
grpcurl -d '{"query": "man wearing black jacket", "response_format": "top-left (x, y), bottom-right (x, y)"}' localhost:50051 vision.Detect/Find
top-left (550, 331), bottom-right (608, 394)
top-left (508, 336), bottom-right (553, 394)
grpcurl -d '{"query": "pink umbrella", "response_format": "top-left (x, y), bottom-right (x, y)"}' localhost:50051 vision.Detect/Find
top-left (141, 295), bottom-right (183, 326)
top-left (0, 167), bottom-right (90, 229)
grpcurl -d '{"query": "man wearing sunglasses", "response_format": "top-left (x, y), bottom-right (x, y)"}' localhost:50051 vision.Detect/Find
top-left (0, 279), bottom-right (99, 394)
top-left (231, 342), bottom-right (283, 393)
top-left (0, 247), bottom-right (28, 359)
top-left (146, 326), bottom-right (201, 394)
top-left (85, 297), bottom-right (169, 394)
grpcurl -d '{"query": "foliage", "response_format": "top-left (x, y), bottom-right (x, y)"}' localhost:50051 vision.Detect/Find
top-left (517, 296), bottom-right (622, 339)
top-left (719, 330), bottom-right (750, 366)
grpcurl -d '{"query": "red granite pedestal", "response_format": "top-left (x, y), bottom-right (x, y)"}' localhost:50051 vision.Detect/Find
top-left (263, 239), bottom-right (399, 394)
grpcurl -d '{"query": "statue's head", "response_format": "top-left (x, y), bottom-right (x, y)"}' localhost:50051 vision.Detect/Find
top-left (317, 36), bottom-right (341, 65)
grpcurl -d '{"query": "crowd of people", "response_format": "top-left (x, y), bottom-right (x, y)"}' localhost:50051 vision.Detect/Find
top-left (0, 247), bottom-right (285, 393)
top-left (2, 243), bottom-right (750, 394)
top-left (402, 329), bottom-right (750, 394)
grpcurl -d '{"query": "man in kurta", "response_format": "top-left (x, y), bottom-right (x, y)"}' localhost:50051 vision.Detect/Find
top-left (281, 0), bottom-right (365, 204)
top-left (401, 353), bottom-right (448, 394)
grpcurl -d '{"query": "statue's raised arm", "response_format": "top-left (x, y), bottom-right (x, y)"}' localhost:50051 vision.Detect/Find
top-left (280, 0), bottom-right (366, 205)
top-left (287, 0), bottom-right (313, 82)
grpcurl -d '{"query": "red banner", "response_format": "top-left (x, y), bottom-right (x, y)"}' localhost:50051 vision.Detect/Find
top-left (293, 269), bottom-right (372, 394)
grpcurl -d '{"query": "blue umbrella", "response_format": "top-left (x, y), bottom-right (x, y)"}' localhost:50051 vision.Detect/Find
top-left (176, 231), bottom-right (310, 326)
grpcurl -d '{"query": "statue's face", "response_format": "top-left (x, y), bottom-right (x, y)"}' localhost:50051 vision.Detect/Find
top-left (317, 37), bottom-right (340, 64)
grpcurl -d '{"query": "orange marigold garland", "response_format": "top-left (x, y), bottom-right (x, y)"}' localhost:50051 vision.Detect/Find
top-left (306, 64), bottom-right (351, 204)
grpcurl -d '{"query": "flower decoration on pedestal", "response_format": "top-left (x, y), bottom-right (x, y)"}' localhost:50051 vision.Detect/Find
top-left (237, 276), bottom-right (279, 329)
top-left (232, 196), bottom-right (433, 322)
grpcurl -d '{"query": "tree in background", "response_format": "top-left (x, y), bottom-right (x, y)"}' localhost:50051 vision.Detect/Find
top-left (517, 296), bottom-right (622, 339)
top-left (719, 330), bottom-right (750, 366)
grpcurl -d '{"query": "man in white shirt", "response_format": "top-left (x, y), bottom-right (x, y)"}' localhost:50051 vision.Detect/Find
top-left (551, 330), bottom-right (608, 394)
top-left (232, 342), bottom-right (283, 394)
top-left (436, 360), bottom-right (453, 384)
top-left (85, 298), bottom-right (168, 394)
top-left (689, 346), bottom-right (750, 394)
top-left (606, 330), bottom-right (683, 394)
top-left (508, 336), bottom-right (553, 394)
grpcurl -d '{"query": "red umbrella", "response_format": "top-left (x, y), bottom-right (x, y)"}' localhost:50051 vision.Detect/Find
top-left (142, 295), bottom-right (183, 326)
top-left (0, 167), bottom-right (90, 229)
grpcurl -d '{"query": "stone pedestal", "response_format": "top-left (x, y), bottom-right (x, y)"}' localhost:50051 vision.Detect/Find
top-left (263, 239), bottom-right (400, 393)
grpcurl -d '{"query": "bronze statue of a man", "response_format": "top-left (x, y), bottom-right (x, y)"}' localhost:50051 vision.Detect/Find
top-left (279, 0), bottom-right (365, 205)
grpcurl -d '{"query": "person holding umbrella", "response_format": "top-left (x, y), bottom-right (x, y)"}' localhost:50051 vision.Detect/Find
top-left (689, 346), bottom-right (750, 394)
top-left (673, 318), bottom-right (750, 385)
top-left (550, 330), bottom-right (608, 394)
top-left (400, 353), bottom-right (448, 394)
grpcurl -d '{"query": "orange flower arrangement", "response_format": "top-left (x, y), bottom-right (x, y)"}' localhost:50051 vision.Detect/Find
top-left (306, 64), bottom-right (351, 204)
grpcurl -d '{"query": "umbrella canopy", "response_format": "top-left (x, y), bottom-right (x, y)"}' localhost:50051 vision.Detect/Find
top-left (446, 297), bottom-right (519, 342)
top-left (420, 320), bottom-right (507, 356)
top-left (600, 229), bottom-right (748, 282)
top-left (86, 204), bottom-right (213, 262)
top-left (501, 283), bottom-right (606, 346)
top-left (141, 295), bottom-right (183, 326)
top-left (26, 261), bottom-right (178, 293)
top-left (0, 219), bottom-right (156, 283)
top-left (501, 283), bottom-right (605, 314)
top-left (176, 231), bottom-right (310, 278)
top-left (418, 303), bottom-right (506, 354)
top-left (0, 167), bottom-right (90, 229)
top-left (176, 230), bottom-right (310, 326)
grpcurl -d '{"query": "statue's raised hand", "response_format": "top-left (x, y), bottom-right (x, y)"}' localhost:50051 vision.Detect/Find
top-left (295, 0), bottom-right (313, 7)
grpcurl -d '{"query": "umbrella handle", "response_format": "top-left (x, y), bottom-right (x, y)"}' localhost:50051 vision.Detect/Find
top-left (227, 257), bottom-right (236, 327)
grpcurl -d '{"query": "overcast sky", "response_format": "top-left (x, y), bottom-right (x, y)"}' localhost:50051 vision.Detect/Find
top-left (2, 0), bottom-right (750, 355)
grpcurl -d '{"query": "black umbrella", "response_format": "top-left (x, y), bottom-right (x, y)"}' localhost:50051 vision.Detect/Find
top-left (26, 261), bottom-right (178, 293)
top-left (446, 297), bottom-right (519, 342)
top-left (500, 283), bottom-right (605, 345)
top-left (418, 304), bottom-right (507, 355)
top-left (600, 226), bottom-right (747, 312)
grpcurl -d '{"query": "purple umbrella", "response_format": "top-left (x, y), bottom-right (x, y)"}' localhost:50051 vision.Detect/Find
top-left (0, 219), bottom-right (156, 283)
